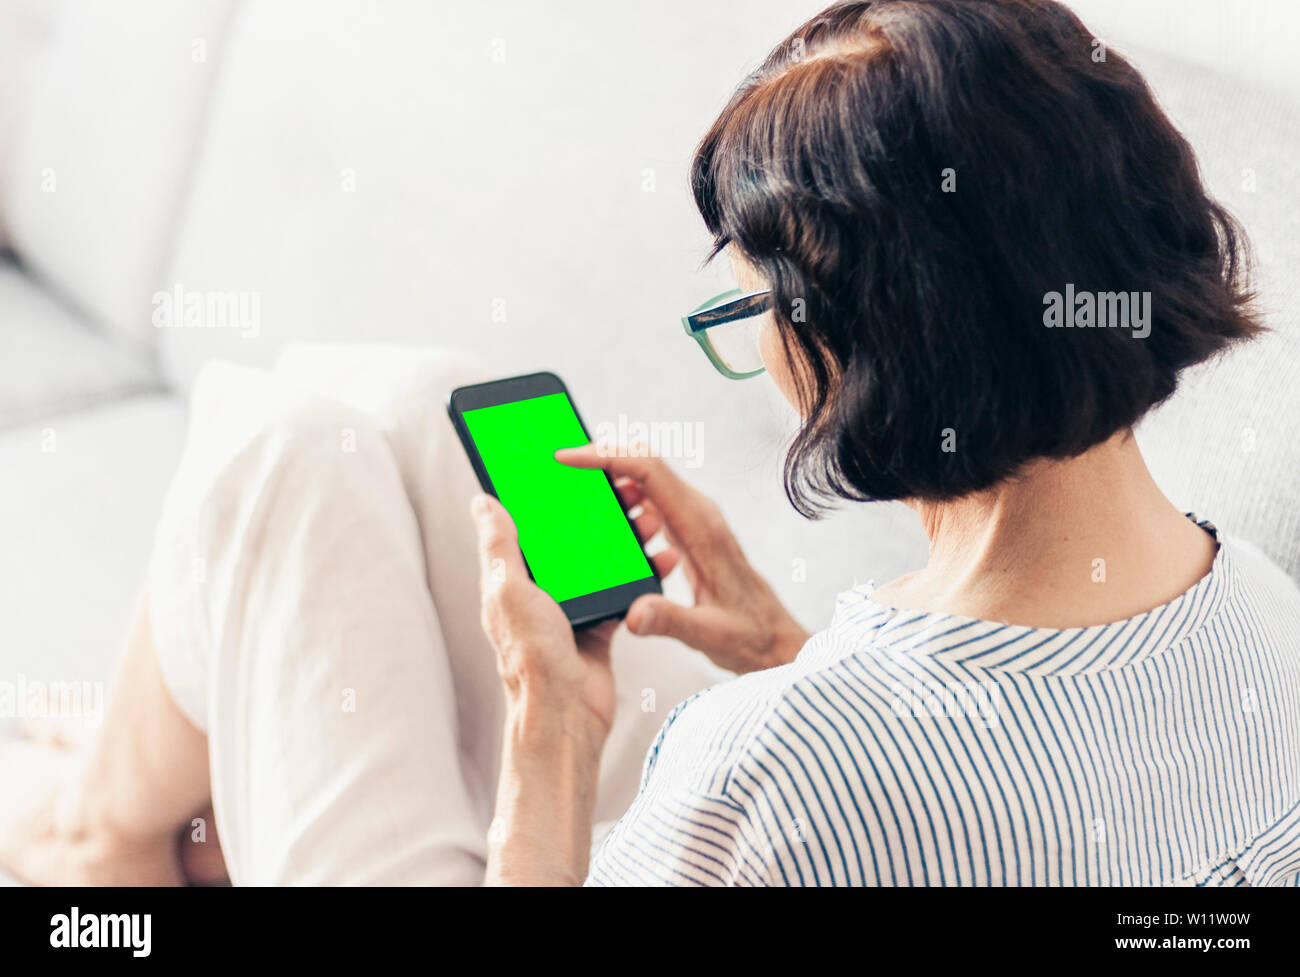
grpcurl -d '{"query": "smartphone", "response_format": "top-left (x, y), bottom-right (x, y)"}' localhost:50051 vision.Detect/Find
top-left (447, 371), bottom-right (661, 628)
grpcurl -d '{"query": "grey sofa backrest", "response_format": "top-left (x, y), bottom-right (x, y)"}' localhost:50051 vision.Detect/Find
top-left (1128, 47), bottom-right (1300, 582)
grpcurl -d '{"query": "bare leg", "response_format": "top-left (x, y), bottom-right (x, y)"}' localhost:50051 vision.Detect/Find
top-left (0, 595), bottom-right (212, 884)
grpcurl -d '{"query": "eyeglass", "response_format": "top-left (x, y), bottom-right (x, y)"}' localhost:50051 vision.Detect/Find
top-left (681, 288), bottom-right (772, 380)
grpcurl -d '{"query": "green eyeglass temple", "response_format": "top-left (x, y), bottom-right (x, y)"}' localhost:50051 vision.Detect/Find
top-left (681, 288), bottom-right (773, 380)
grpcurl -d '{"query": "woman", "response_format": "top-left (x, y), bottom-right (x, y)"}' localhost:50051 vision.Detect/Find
top-left (4, 0), bottom-right (1299, 886)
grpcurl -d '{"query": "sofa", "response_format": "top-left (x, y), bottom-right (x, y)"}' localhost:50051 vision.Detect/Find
top-left (0, 0), bottom-right (1296, 781)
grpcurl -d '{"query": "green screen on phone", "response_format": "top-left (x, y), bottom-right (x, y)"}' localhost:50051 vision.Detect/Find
top-left (461, 392), bottom-right (654, 603)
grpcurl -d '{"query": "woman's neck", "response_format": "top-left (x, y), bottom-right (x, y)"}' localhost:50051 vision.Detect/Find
top-left (871, 430), bottom-right (1219, 628)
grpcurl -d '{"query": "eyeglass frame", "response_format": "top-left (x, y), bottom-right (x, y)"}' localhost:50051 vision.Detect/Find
top-left (681, 288), bottom-right (773, 380)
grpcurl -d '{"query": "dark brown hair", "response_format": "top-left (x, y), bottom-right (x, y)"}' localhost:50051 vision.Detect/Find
top-left (691, 0), bottom-right (1261, 514)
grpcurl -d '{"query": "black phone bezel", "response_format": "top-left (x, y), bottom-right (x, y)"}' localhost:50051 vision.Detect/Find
top-left (446, 371), bottom-right (662, 629)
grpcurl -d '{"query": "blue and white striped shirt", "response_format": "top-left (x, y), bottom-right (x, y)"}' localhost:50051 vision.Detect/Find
top-left (587, 522), bottom-right (1300, 886)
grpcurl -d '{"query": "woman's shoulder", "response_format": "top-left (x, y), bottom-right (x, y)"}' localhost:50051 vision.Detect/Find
top-left (650, 628), bottom-right (917, 787)
top-left (1222, 534), bottom-right (1300, 604)
top-left (1217, 533), bottom-right (1300, 637)
top-left (655, 531), bottom-right (1300, 792)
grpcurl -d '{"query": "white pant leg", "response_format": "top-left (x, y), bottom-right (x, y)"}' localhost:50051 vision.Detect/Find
top-left (148, 345), bottom-right (722, 882)
top-left (149, 359), bottom-right (488, 883)
top-left (272, 344), bottom-right (509, 834)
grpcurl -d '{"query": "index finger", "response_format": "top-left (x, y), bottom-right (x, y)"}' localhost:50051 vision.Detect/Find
top-left (554, 443), bottom-right (681, 494)
top-left (555, 443), bottom-right (713, 546)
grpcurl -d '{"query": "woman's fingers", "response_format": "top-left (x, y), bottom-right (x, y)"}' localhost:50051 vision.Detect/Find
top-left (555, 443), bottom-right (683, 497)
top-left (576, 619), bottom-right (618, 661)
top-left (556, 444), bottom-right (718, 549)
top-left (613, 476), bottom-right (644, 510)
top-left (625, 595), bottom-right (733, 652)
top-left (650, 547), bottom-right (680, 579)
top-left (633, 500), bottom-right (664, 541)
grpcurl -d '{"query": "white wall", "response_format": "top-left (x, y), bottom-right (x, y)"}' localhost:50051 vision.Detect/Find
top-left (1067, 0), bottom-right (1300, 95)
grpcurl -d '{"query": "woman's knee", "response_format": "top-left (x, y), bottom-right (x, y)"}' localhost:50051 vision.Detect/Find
top-left (231, 396), bottom-right (407, 524)
top-left (174, 375), bottom-right (407, 545)
top-left (359, 348), bottom-right (491, 437)
top-left (257, 396), bottom-right (387, 469)
top-left (272, 343), bottom-right (491, 428)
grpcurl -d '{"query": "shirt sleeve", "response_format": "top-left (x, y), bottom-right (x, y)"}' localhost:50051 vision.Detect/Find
top-left (586, 693), bottom-right (781, 886)
top-left (585, 781), bottom-right (776, 886)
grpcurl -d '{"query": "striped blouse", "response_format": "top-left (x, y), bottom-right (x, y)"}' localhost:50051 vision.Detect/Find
top-left (586, 520), bottom-right (1300, 886)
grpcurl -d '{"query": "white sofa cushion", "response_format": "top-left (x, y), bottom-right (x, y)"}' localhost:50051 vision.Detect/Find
top-left (0, 393), bottom-right (187, 695)
top-left (1131, 49), bottom-right (1300, 581)
top-left (0, 259), bottom-right (158, 428)
top-left (0, 0), bottom-right (58, 249)
top-left (1, 0), bottom-right (236, 350)
top-left (155, 0), bottom-right (810, 388)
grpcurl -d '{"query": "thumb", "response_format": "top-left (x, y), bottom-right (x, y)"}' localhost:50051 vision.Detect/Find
top-left (626, 594), bottom-right (721, 650)
top-left (471, 494), bottom-right (527, 588)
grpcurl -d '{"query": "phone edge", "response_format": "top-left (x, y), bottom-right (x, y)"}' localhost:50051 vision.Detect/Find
top-left (445, 373), bottom-right (663, 630)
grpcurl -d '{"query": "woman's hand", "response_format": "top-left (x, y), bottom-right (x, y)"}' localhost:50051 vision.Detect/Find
top-left (471, 493), bottom-right (614, 886)
top-left (473, 493), bottom-right (617, 733)
top-left (556, 444), bottom-right (810, 674)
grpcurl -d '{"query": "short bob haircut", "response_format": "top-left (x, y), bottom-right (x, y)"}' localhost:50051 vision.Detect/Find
top-left (691, 0), bottom-right (1261, 515)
